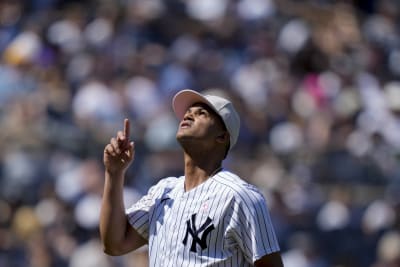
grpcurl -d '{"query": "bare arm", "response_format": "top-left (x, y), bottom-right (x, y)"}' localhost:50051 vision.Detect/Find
top-left (255, 251), bottom-right (284, 267)
top-left (100, 119), bottom-right (147, 256)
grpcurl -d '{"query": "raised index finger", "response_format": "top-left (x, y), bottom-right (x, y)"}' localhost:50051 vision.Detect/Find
top-left (124, 118), bottom-right (130, 139)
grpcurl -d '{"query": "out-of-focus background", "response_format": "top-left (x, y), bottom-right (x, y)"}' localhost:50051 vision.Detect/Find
top-left (0, 0), bottom-right (400, 266)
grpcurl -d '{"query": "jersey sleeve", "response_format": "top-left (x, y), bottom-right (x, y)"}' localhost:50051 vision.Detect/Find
top-left (228, 186), bottom-right (280, 263)
top-left (125, 177), bottom-right (177, 240)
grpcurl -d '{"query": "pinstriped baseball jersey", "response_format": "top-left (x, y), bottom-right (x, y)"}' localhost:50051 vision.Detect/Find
top-left (126, 169), bottom-right (280, 266)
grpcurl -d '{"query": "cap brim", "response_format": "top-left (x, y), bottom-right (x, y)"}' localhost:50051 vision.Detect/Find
top-left (172, 89), bottom-right (216, 120)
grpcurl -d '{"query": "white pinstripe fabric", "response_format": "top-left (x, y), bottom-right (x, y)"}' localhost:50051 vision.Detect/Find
top-left (126, 170), bottom-right (280, 266)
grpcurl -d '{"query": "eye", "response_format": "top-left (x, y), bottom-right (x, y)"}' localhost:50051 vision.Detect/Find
top-left (199, 109), bottom-right (208, 116)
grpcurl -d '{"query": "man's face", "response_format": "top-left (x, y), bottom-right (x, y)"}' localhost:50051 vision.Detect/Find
top-left (176, 103), bottom-right (226, 147)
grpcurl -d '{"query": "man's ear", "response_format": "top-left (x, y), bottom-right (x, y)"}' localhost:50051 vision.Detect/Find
top-left (216, 131), bottom-right (229, 144)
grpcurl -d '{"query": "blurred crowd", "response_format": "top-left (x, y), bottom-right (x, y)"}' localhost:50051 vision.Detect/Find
top-left (0, 0), bottom-right (400, 266)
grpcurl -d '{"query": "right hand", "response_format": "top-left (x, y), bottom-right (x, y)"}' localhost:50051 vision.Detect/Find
top-left (103, 119), bottom-right (135, 176)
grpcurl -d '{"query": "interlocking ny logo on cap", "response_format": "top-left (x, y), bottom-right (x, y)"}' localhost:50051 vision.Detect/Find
top-left (182, 213), bottom-right (215, 253)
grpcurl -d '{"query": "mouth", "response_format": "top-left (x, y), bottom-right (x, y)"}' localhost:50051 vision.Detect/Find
top-left (180, 121), bottom-right (192, 128)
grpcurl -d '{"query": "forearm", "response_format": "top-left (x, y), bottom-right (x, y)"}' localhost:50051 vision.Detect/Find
top-left (101, 119), bottom-right (144, 255)
top-left (100, 171), bottom-right (129, 253)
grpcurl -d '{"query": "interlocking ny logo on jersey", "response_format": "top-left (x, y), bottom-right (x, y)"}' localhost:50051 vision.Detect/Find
top-left (183, 213), bottom-right (215, 252)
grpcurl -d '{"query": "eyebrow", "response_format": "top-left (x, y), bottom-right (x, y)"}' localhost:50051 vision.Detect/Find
top-left (187, 103), bottom-right (226, 129)
top-left (187, 103), bottom-right (213, 113)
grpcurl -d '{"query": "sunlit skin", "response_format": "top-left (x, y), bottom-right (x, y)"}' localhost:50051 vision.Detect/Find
top-left (176, 103), bottom-right (228, 157)
top-left (101, 119), bottom-right (147, 256)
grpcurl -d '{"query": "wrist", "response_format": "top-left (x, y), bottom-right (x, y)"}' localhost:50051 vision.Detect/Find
top-left (105, 168), bottom-right (126, 179)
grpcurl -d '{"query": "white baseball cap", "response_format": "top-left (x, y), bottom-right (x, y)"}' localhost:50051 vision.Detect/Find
top-left (172, 89), bottom-right (240, 150)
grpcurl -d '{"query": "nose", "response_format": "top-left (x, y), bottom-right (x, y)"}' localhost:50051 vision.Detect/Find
top-left (183, 109), bottom-right (194, 121)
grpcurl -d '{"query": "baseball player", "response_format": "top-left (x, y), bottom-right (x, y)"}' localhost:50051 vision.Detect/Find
top-left (100, 89), bottom-right (283, 266)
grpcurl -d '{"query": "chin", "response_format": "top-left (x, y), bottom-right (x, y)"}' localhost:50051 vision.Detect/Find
top-left (176, 133), bottom-right (189, 143)
top-left (176, 133), bottom-right (196, 147)
top-left (176, 132), bottom-right (185, 143)
top-left (176, 129), bottom-right (192, 139)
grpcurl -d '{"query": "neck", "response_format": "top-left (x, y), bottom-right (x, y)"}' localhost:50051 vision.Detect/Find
top-left (183, 153), bottom-right (222, 192)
